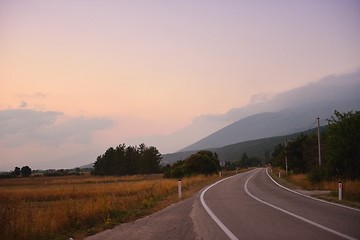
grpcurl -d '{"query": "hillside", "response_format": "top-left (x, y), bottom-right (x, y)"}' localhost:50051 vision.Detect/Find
top-left (162, 127), bottom-right (324, 165)
top-left (181, 71), bottom-right (360, 151)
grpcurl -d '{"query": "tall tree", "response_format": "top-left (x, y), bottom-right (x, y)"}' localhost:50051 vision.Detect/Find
top-left (139, 146), bottom-right (162, 174)
top-left (271, 144), bottom-right (285, 167)
top-left (13, 167), bottom-right (21, 176)
top-left (93, 143), bottom-right (161, 176)
top-left (326, 110), bottom-right (360, 179)
top-left (271, 134), bottom-right (320, 173)
top-left (21, 166), bottom-right (32, 177)
top-left (164, 150), bottom-right (220, 178)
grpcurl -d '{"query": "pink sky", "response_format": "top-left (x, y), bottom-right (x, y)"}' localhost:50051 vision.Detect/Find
top-left (1, 0), bottom-right (360, 170)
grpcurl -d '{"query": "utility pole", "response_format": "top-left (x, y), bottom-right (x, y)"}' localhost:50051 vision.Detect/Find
top-left (285, 139), bottom-right (288, 175)
top-left (317, 117), bottom-right (321, 167)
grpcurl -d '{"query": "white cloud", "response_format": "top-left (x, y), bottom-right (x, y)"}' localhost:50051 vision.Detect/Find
top-left (16, 92), bottom-right (47, 99)
top-left (0, 109), bottom-right (115, 147)
top-left (0, 109), bottom-right (117, 170)
top-left (249, 93), bottom-right (273, 104)
top-left (128, 68), bottom-right (360, 153)
top-left (18, 101), bottom-right (27, 108)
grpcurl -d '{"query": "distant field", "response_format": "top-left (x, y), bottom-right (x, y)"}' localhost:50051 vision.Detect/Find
top-left (0, 173), bottom-right (223, 240)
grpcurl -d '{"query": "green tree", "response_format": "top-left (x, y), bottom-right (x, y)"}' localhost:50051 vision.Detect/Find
top-left (239, 152), bottom-right (249, 168)
top-left (248, 157), bottom-right (262, 167)
top-left (264, 151), bottom-right (270, 165)
top-left (93, 143), bottom-right (161, 176)
top-left (139, 145), bottom-right (162, 174)
top-left (271, 143), bottom-right (285, 167)
top-left (164, 151), bottom-right (220, 178)
top-left (163, 160), bottom-right (185, 178)
top-left (124, 145), bottom-right (140, 175)
top-left (93, 147), bottom-right (116, 175)
top-left (21, 166), bottom-right (32, 177)
top-left (286, 135), bottom-right (312, 174)
top-left (13, 166), bottom-right (21, 176)
top-left (271, 134), bottom-right (320, 174)
top-left (326, 110), bottom-right (360, 179)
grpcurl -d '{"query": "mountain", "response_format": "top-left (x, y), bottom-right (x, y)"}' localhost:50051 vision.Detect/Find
top-left (79, 163), bottom-right (94, 169)
top-left (181, 69), bottom-right (360, 151)
top-left (162, 127), bottom-right (325, 164)
top-left (126, 69), bottom-right (360, 154)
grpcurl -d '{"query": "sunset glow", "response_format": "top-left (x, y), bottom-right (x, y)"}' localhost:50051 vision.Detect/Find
top-left (1, 0), bottom-right (359, 170)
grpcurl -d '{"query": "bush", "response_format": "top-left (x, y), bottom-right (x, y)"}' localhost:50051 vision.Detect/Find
top-left (308, 167), bottom-right (325, 183)
top-left (164, 151), bottom-right (220, 178)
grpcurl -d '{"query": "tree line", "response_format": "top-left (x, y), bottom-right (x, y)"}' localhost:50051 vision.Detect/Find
top-left (0, 166), bottom-right (32, 178)
top-left (271, 110), bottom-right (360, 181)
top-left (92, 143), bottom-right (162, 175)
top-left (223, 152), bottom-right (262, 170)
top-left (163, 150), bottom-right (220, 178)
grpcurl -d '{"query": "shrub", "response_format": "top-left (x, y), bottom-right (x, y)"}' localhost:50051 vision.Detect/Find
top-left (308, 167), bottom-right (326, 183)
top-left (164, 151), bottom-right (220, 178)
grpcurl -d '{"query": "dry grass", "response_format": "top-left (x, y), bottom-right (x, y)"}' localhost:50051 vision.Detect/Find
top-left (270, 168), bottom-right (360, 204)
top-left (0, 174), bottom-right (221, 240)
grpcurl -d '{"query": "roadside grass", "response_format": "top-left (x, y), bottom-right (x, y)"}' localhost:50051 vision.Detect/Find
top-left (0, 172), bottom-right (233, 240)
top-left (268, 167), bottom-right (360, 209)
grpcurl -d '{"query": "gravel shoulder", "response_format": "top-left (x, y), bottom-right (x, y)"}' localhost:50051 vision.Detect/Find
top-left (85, 186), bottom-right (228, 240)
top-left (85, 196), bottom-right (197, 240)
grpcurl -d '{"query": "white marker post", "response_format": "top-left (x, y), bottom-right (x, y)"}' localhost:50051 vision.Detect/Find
top-left (178, 179), bottom-right (182, 199)
top-left (278, 172), bottom-right (281, 178)
top-left (338, 182), bottom-right (343, 201)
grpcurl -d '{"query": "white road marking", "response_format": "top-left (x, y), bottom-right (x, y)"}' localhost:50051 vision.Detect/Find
top-left (265, 168), bottom-right (360, 212)
top-left (200, 175), bottom-right (239, 240)
top-left (244, 170), bottom-right (357, 240)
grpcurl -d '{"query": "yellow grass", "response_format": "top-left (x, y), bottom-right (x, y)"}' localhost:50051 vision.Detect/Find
top-left (0, 174), bottom-right (220, 240)
top-left (271, 168), bottom-right (360, 203)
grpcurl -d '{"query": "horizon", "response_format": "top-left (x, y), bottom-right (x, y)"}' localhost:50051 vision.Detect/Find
top-left (1, 1), bottom-right (360, 171)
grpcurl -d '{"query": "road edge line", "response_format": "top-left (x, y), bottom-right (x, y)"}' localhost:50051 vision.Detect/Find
top-left (245, 171), bottom-right (357, 240)
top-left (265, 168), bottom-right (360, 212)
top-left (200, 174), bottom-right (240, 240)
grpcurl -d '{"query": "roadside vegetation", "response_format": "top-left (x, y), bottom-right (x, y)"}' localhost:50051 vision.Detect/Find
top-left (267, 110), bottom-right (360, 207)
top-left (0, 173), bottom-right (225, 240)
top-left (271, 110), bottom-right (360, 181)
top-left (1, 110), bottom-right (358, 239)
top-left (0, 143), bottom-right (232, 239)
top-left (269, 167), bottom-right (360, 208)
top-left (163, 150), bottom-right (220, 178)
top-left (93, 143), bottom-right (162, 176)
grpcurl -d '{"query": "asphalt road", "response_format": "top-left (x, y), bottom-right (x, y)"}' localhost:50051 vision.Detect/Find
top-left (200, 168), bottom-right (360, 240)
top-left (86, 168), bottom-right (360, 240)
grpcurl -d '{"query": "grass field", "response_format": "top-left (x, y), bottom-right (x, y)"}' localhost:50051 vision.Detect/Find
top-left (0, 173), bottom-right (224, 240)
top-left (269, 167), bottom-right (360, 206)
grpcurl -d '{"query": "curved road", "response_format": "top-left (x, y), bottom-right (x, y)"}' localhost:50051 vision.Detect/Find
top-left (87, 168), bottom-right (360, 240)
top-left (199, 168), bottom-right (360, 240)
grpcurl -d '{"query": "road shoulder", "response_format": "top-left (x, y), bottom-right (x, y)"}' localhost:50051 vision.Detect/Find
top-left (85, 197), bottom-right (196, 240)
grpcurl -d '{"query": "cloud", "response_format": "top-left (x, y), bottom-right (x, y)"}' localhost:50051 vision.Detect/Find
top-left (217, 68), bottom-right (360, 122)
top-left (249, 93), bottom-right (273, 104)
top-left (16, 92), bottom-right (47, 99)
top-left (131, 68), bottom-right (360, 153)
top-left (19, 101), bottom-right (27, 108)
top-left (0, 109), bottom-right (115, 147)
top-left (14, 92), bottom-right (47, 110)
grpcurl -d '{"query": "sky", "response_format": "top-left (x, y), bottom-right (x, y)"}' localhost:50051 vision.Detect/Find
top-left (1, 0), bottom-right (360, 171)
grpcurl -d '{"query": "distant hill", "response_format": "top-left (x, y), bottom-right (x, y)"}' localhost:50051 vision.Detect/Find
top-left (181, 70), bottom-right (360, 152)
top-left (162, 127), bottom-right (325, 165)
top-left (125, 69), bottom-right (360, 154)
top-left (79, 163), bottom-right (93, 169)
